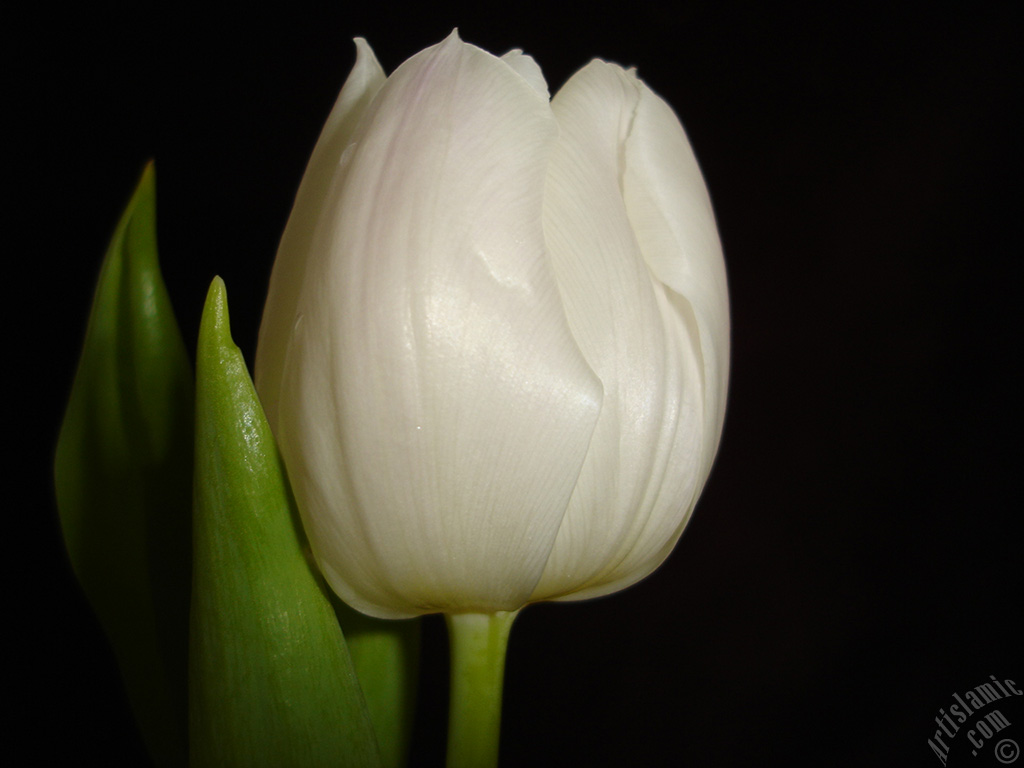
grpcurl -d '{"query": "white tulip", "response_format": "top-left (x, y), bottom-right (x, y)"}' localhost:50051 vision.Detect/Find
top-left (255, 31), bottom-right (729, 620)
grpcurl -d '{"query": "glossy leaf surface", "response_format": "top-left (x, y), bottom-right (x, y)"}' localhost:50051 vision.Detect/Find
top-left (190, 278), bottom-right (382, 768)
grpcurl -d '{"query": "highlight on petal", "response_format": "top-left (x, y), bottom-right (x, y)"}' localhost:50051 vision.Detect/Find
top-left (532, 60), bottom-right (708, 603)
top-left (256, 38), bottom-right (386, 429)
top-left (273, 31), bottom-right (603, 618)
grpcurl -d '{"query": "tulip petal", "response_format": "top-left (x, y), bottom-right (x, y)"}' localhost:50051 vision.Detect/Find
top-left (621, 75), bottom-right (730, 474)
top-left (499, 49), bottom-right (549, 99)
top-left (533, 61), bottom-right (708, 602)
top-left (257, 38), bottom-right (386, 428)
top-left (272, 32), bottom-right (602, 618)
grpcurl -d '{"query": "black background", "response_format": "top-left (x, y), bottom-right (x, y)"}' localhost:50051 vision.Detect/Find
top-left (12, 2), bottom-right (1020, 766)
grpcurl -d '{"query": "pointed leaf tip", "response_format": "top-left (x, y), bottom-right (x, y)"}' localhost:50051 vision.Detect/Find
top-left (200, 276), bottom-right (230, 341)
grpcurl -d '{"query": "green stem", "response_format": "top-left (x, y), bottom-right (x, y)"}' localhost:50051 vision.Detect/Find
top-left (444, 611), bottom-right (518, 768)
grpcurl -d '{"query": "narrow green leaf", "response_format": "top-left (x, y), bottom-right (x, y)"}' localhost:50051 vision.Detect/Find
top-left (54, 162), bottom-right (192, 767)
top-left (190, 277), bottom-right (383, 768)
top-left (333, 601), bottom-right (421, 768)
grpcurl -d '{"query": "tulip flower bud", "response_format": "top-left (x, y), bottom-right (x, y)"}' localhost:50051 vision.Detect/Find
top-left (256, 31), bottom-right (729, 620)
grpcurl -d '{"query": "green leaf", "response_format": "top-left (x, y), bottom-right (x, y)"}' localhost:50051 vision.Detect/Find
top-left (54, 162), bottom-right (192, 767)
top-left (190, 277), bottom-right (383, 768)
top-left (333, 601), bottom-right (421, 768)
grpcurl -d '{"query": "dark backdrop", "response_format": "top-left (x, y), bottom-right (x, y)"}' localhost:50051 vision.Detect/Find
top-left (12, 3), bottom-right (1020, 767)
